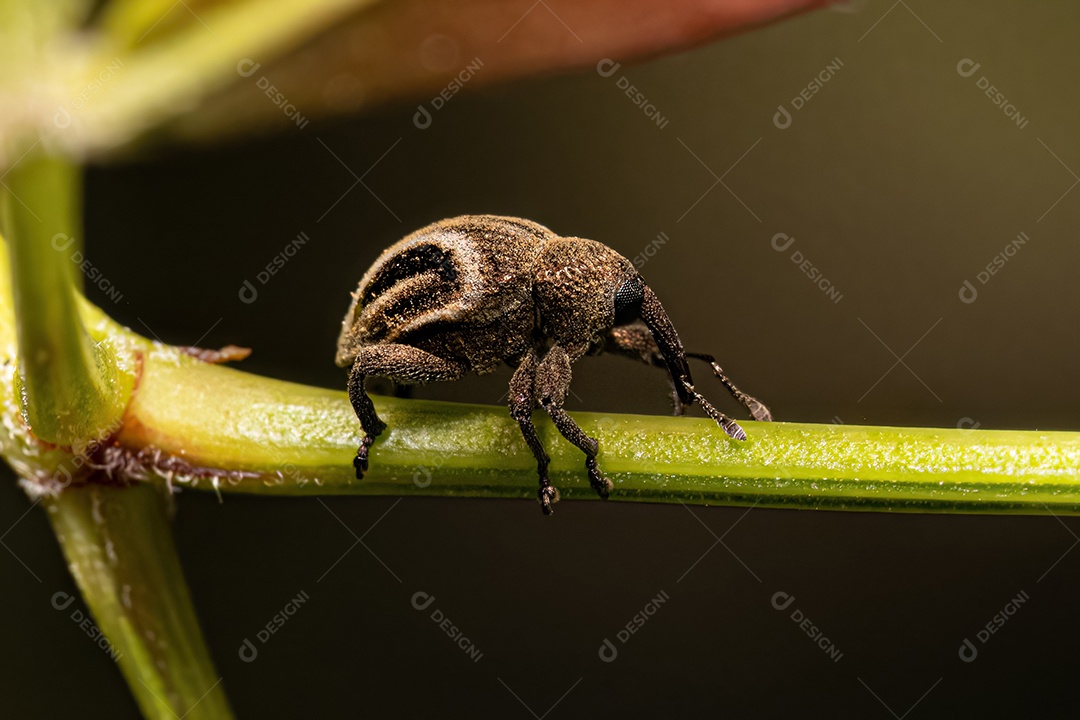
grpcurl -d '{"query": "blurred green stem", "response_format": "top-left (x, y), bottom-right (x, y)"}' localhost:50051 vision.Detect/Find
top-left (1, 151), bottom-right (129, 446)
top-left (0, 155), bottom-right (221, 719)
top-left (46, 482), bottom-right (234, 720)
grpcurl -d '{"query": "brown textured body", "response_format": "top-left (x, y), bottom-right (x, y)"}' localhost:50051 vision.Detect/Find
top-left (337, 215), bottom-right (771, 514)
top-left (336, 215), bottom-right (637, 374)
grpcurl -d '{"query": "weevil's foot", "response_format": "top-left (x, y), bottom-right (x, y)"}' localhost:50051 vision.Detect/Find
top-left (354, 436), bottom-right (375, 479)
top-left (586, 458), bottom-right (613, 500)
top-left (687, 384), bottom-right (749, 442)
top-left (720, 417), bottom-right (748, 442)
top-left (538, 483), bottom-right (560, 515)
top-left (745, 398), bottom-right (773, 423)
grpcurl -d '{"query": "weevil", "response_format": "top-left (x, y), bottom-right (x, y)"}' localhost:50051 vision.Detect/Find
top-left (336, 215), bottom-right (771, 514)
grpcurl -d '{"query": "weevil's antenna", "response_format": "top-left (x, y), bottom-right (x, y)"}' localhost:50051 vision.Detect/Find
top-left (686, 352), bottom-right (773, 422)
top-left (638, 285), bottom-right (747, 441)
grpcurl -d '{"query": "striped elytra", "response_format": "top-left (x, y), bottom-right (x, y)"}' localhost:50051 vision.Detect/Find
top-left (336, 215), bottom-right (554, 371)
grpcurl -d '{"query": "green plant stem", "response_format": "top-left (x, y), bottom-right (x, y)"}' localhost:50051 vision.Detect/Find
top-left (0, 173), bottom-right (223, 719)
top-left (1, 152), bottom-right (130, 446)
top-left (119, 350), bottom-right (1080, 512)
top-left (46, 482), bottom-right (234, 720)
top-left (0, 224), bottom-right (1077, 513)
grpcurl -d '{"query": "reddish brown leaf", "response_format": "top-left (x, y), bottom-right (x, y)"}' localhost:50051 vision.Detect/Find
top-left (171, 0), bottom-right (832, 140)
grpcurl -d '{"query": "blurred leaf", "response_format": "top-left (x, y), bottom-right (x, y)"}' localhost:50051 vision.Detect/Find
top-left (0, 0), bottom-right (829, 161)
top-left (0, 0), bottom-right (378, 163)
top-left (169, 0), bottom-right (835, 141)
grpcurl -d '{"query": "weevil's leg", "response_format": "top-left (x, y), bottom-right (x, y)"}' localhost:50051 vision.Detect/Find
top-left (681, 381), bottom-right (748, 441)
top-left (605, 322), bottom-right (771, 422)
top-left (353, 344), bottom-right (467, 384)
top-left (348, 345), bottom-right (466, 479)
top-left (509, 349), bottom-right (558, 514)
top-left (536, 345), bottom-right (613, 501)
top-left (605, 321), bottom-right (665, 365)
top-left (606, 322), bottom-right (685, 415)
top-left (347, 358), bottom-right (385, 479)
top-left (685, 352), bottom-right (772, 422)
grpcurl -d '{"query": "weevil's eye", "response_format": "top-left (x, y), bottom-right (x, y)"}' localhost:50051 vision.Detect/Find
top-left (613, 275), bottom-right (646, 324)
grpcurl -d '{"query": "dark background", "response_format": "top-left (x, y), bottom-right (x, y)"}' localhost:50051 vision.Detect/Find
top-left (4, 1), bottom-right (1080, 717)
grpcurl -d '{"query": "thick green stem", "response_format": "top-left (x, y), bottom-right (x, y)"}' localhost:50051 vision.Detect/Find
top-left (1, 152), bottom-right (130, 446)
top-left (0, 170), bottom-right (213, 719)
top-left (113, 346), bottom-right (1080, 513)
top-left (46, 482), bottom-right (233, 720)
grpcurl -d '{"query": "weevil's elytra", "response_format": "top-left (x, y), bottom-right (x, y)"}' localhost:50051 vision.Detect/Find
top-left (337, 215), bottom-right (772, 514)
